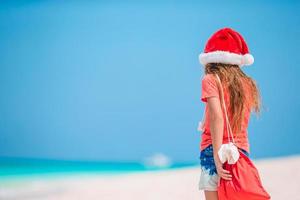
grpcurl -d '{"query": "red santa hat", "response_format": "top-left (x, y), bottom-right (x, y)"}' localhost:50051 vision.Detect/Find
top-left (199, 27), bottom-right (254, 67)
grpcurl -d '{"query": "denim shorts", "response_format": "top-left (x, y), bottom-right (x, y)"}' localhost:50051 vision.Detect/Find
top-left (198, 144), bottom-right (249, 191)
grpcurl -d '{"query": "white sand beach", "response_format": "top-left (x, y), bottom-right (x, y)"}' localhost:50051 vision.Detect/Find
top-left (0, 155), bottom-right (299, 200)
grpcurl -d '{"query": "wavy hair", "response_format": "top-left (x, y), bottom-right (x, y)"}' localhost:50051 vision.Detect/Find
top-left (205, 63), bottom-right (261, 134)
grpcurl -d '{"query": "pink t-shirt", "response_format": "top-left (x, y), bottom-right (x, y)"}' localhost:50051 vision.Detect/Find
top-left (200, 74), bottom-right (251, 153)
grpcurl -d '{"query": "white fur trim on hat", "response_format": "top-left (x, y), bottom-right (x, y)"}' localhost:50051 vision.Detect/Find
top-left (199, 51), bottom-right (254, 67)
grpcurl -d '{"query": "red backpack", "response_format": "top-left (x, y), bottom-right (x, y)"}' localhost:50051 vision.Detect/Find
top-left (215, 74), bottom-right (271, 200)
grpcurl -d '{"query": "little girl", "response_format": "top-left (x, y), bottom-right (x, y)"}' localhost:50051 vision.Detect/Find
top-left (197, 28), bottom-right (260, 200)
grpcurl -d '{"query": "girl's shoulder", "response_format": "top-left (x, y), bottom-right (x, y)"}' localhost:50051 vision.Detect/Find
top-left (201, 74), bottom-right (219, 92)
top-left (201, 74), bottom-right (219, 102)
top-left (201, 74), bottom-right (217, 85)
top-left (202, 73), bottom-right (215, 80)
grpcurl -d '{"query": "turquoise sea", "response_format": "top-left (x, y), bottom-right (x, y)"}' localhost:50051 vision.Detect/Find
top-left (0, 157), bottom-right (196, 182)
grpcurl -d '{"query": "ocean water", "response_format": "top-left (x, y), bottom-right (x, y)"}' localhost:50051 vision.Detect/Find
top-left (0, 157), bottom-right (196, 181)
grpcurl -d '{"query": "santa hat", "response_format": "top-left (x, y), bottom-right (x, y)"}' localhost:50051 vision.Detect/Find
top-left (199, 28), bottom-right (254, 67)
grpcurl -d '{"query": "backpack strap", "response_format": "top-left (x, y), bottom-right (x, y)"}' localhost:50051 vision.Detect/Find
top-left (215, 74), bottom-right (235, 144)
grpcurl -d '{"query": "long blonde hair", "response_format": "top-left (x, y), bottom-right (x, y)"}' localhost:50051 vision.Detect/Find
top-left (205, 63), bottom-right (261, 134)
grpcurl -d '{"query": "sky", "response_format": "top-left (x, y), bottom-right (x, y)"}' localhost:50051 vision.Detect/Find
top-left (0, 0), bottom-right (299, 162)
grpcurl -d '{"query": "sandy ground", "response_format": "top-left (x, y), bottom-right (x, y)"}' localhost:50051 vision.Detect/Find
top-left (0, 155), bottom-right (299, 200)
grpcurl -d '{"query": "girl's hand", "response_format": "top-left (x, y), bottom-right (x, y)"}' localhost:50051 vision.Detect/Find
top-left (214, 155), bottom-right (232, 181)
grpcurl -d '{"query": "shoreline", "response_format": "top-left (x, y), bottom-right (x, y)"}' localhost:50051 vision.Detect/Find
top-left (0, 155), bottom-right (299, 200)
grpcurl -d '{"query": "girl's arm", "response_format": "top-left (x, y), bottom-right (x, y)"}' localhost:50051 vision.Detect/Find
top-left (207, 97), bottom-right (232, 180)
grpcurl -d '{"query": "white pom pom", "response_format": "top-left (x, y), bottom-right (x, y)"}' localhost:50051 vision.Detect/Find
top-left (197, 121), bottom-right (204, 132)
top-left (218, 142), bottom-right (240, 164)
top-left (243, 54), bottom-right (254, 65)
